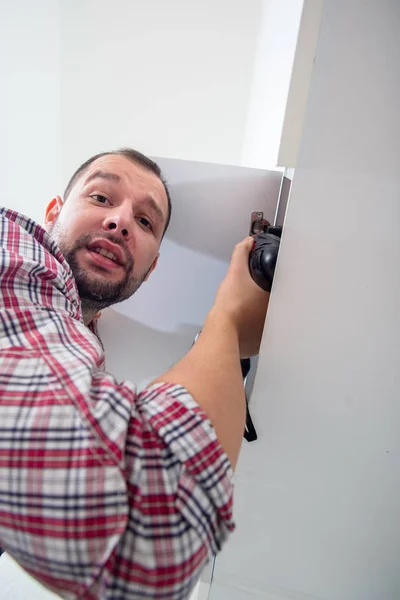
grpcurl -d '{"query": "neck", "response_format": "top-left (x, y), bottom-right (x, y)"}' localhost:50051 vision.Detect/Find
top-left (81, 303), bottom-right (101, 327)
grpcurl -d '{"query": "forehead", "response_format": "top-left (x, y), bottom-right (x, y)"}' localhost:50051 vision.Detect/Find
top-left (79, 154), bottom-right (168, 217)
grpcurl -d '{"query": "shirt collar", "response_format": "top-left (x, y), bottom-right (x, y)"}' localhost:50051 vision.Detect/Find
top-left (1, 207), bottom-right (82, 320)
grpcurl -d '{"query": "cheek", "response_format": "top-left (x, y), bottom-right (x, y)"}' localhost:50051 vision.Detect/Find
top-left (58, 206), bottom-right (97, 238)
top-left (132, 237), bottom-right (159, 271)
top-left (142, 233), bottom-right (160, 258)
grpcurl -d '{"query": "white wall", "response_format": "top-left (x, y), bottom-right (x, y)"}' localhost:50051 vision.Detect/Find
top-left (211, 1), bottom-right (400, 598)
top-left (1, 0), bottom-right (266, 221)
top-left (0, 0), bottom-right (61, 225)
top-left (277, 0), bottom-right (325, 167)
top-left (59, 0), bottom-right (264, 181)
top-left (1, 0), bottom-right (302, 221)
top-left (241, 0), bottom-right (304, 169)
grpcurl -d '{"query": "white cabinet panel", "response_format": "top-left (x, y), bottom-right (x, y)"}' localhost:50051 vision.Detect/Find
top-left (212, 1), bottom-right (400, 599)
top-left (99, 157), bottom-right (282, 386)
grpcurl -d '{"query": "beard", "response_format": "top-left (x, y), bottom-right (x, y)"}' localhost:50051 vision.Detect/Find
top-left (49, 220), bottom-right (151, 313)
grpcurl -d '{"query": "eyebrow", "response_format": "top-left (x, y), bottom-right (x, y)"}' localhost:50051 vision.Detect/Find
top-left (85, 170), bottom-right (121, 184)
top-left (85, 169), bottom-right (165, 224)
top-left (143, 196), bottom-right (165, 224)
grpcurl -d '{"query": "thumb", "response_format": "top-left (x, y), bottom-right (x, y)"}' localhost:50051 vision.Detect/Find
top-left (230, 236), bottom-right (255, 269)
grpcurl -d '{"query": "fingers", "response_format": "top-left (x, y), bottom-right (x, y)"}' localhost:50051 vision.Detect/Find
top-left (229, 236), bottom-right (255, 272)
top-left (231, 236), bottom-right (254, 259)
top-left (240, 236), bottom-right (255, 251)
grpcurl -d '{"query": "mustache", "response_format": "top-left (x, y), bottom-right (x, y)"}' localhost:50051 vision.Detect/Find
top-left (73, 232), bottom-right (134, 270)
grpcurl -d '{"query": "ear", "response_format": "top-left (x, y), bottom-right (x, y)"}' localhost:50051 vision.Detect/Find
top-left (144, 253), bottom-right (159, 282)
top-left (44, 196), bottom-right (63, 230)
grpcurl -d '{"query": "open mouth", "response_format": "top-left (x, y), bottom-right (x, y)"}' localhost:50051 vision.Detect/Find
top-left (86, 247), bottom-right (123, 270)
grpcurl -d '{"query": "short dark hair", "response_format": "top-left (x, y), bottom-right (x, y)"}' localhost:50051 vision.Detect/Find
top-left (63, 147), bottom-right (172, 236)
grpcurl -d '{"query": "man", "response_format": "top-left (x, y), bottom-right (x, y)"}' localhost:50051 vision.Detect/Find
top-left (0, 148), bottom-right (269, 599)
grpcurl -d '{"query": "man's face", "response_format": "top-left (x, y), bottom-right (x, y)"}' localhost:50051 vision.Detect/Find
top-left (44, 154), bottom-right (168, 313)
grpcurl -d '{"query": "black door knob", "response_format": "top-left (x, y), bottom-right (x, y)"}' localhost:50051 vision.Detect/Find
top-left (249, 227), bottom-right (282, 292)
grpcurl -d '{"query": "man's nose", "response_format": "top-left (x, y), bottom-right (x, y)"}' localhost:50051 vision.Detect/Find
top-left (102, 210), bottom-right (131, 239)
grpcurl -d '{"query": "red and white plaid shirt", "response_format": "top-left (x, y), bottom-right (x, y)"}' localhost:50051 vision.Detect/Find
top-left (0, 208), bottom-right (234, 599)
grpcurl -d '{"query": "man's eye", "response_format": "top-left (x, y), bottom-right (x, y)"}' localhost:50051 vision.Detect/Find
top-left (138, 217), bottom-right (153, 231)
top-left (90, 194), bottom-right (110, 205)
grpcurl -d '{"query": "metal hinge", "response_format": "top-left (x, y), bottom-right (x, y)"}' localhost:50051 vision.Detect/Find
top-left (249, 210), bottom-right (270, 235)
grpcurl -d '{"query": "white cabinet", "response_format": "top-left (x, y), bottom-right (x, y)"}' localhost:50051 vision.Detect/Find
top-left (99, 157), bottom-right (283, 386)
top-left (211, 1), bottom-right (400, 599)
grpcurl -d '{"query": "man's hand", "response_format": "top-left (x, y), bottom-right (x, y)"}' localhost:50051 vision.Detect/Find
top-left (211, 237), bottom-right (270, 358)
top-left (151, 237), bottom-right (270, 468)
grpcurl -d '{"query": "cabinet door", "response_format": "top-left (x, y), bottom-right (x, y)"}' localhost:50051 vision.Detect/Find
top-left (210, 1), bottom-right (400, 599)
top-left (99, 157), bottom-right (282, 386)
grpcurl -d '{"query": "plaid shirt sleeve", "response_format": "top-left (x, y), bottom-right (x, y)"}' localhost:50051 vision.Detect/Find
top-left (0, 208), bottom-right (235, 600)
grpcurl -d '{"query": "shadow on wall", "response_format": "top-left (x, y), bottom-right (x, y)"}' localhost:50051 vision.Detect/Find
top-left (98, 307), bottom-right (201, 387)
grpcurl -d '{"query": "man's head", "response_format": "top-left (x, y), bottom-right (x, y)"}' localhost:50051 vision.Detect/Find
top-left (44, 148), bottom-right (171, 321)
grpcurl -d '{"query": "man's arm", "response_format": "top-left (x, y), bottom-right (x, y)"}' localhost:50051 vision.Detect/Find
top-left (151, 237), bottom-right (270, 470)
top-left (0, 334), bottom-right (235, 600)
